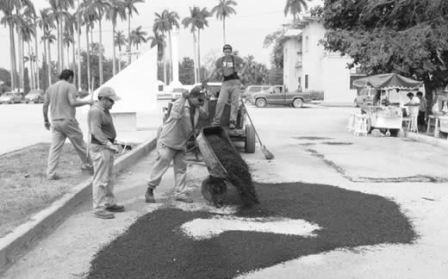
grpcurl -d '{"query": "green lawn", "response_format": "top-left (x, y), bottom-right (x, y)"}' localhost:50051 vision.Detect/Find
top-left (0, 143), bottom-right (91, 237)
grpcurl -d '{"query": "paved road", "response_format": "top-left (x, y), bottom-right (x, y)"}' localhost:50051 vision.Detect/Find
top-left (2, 104), bottom-right (448, 278)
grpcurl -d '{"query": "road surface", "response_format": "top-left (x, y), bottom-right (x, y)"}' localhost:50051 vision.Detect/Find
top-left (2, 104), bottom-right (448, 278)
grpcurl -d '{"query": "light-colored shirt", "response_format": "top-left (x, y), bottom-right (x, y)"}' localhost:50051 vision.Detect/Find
top-left (159, 97), bottom-right (208, 151)
top-left (419, 97), bottom-right (427, 112)
top-left (407, 96), bottom-right (420, 116)
top-left (44, 80), bottom-right (77, 120)
top-left (88, 102), bottom-right (117, 145)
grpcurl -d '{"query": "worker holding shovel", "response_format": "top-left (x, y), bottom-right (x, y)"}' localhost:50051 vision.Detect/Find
top-left (145, 86), bottom-right (209, 204)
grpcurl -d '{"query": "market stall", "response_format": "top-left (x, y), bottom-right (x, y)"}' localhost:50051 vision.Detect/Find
top-left (351, 73), bottom-right (423, 136)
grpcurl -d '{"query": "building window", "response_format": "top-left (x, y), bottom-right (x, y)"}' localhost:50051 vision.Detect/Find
top-left (305, 74), bottom-right (309, 89)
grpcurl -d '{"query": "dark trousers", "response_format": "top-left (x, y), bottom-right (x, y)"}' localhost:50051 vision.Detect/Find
top-left (417, 111), bottom-right (426, 127)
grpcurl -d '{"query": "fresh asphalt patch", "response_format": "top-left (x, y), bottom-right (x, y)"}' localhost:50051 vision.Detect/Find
top-left (87, 182), bottom-right (415, 279)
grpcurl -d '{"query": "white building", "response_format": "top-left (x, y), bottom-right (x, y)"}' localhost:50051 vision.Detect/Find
top-left (283, 16), bottom-right (363, 104)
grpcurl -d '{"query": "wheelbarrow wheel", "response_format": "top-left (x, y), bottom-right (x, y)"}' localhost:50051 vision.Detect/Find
top-left (245, 124), bottom-right (256, 153)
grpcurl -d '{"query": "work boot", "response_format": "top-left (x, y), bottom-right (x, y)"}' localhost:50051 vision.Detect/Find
top-left (105, 204), bottom-right (125, 212)
top-left (94, 209), bottom-right (115, 219)
top-left (145, 188), bottom-right (156, 203)
top-left (229, 121), bottom-right (236, 129)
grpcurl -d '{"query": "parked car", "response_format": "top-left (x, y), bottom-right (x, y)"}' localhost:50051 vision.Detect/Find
top-left (242, 85), bottom-right (272, 99)
top-left (24, 89), bottom-right (44, 103)
top-left (249, 85), bottom-right (324, 108)
top-left (0, 92), bottom-right (23, 104)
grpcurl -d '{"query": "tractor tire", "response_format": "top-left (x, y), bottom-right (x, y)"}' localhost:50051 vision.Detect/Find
top-left (292, 98), bottom-right (304, 108)
top-left (255, 98), bottom-right (267, 108)
top-left (245, 124), bottom-right (256, 153)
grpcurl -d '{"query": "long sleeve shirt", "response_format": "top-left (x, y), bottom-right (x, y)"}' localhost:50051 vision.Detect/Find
top-left (158, 97), bottom-right (208, 151)
top-left (88, 102), bottom-right (117, 145)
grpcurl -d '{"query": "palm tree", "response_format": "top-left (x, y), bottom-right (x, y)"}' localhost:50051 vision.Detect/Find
top-left (211, 0), bottom-right (237, 45)
top-left (63, 13), bottom-right (76, 83)
top-left (130, 25), bottom-right (147, 58)
top-left (284, 0), bottom-right (310, 22)
top-left (153, 9), bottom-right (179, 83)
top-left (114, 30), bottom-right (127, 72)
top-left (123, 0), bottom-right (145, 65)
top-left (17, 2), bottom-right (36, 93)
top-left (0, 0), bottom-right (20, 90)
top-left (38, 8), bottom-right (55, 88)
top-left (106, 0), bottom-right (127, 76)
top-left (87, 0), bottom-right (112, 85)
top-left (48, 0), bottom-right (74, 73)
top-left (182, 7), bottom-right (210, 82)
top-left (78, 0), bottom-right (98, 92)
top-left (147, 30), bottom-right (166, 82)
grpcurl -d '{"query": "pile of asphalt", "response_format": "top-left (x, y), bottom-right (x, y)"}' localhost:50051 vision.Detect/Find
top-left (205, 134), bottom-right (259, 207)
top-left (87, 182), bottom-right (415, 279)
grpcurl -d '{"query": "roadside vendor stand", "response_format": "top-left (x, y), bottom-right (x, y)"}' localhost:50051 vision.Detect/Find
top-left (351, 73), bottom-right (423, 137)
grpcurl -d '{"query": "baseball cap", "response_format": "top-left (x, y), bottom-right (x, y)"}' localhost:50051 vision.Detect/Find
top-left (223, 44), bottom-right (232, 51)
top-left (98, 87), bottom-right (120, 101)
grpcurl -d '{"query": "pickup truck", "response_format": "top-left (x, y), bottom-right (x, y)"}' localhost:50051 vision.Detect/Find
top-left (249, 85), bottom-right (324, 108)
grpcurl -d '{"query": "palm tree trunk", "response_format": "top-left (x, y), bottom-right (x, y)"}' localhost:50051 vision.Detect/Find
top-left (34, 20), bottom-right (40, 89)
top-left (86, 26), bottom-right (91, 92)
top-left (98, 17), bottom-right (103, 85)
top-left (127, 12), bottom-right (131, 65)
top-left (77, 0), bottom-right (81, 89)
top-left (60, 17), bottom-right (65, 69)
top-left (57, 20), bottom-right (62, 72)
top-left (223, 17), bottom-right (226, 45)
top-left (18, 29), bottom-right (24, 93)
top-left (168, 31), bottom-right (173, 83)
top-left (28, 43), bottom-right (33, 90)
top-left (8, 23), bottom-right (17, 90)
top-left (66, 44), bottom-right (70, 70)
top-left (192, 31), bottom-right (197, 83)
top-left (47, 40), bottom-right (52, 86)
top-left (72, 40), bottom-right (76, 87)
top-left (118, 45), bottom-right (122, 72)
top-left (112, 23), bottom-right (116, 76)
top-left (197, 29), bottom-right (201, 81)
top-left (42, 39), bottom-right (48, 89)
top-left (163, 53), bottom-right (167, 84)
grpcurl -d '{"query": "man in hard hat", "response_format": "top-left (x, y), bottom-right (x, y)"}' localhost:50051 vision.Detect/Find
top-left (145, 86), bottom-right (208, 204)
top-left (88, 87), bottom-right (123, 219)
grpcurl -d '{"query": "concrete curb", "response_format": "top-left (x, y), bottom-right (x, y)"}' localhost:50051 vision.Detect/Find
top-left (407, 132), bottom-right (448, 148)
top-left (0, 138), bottom-right (157, 272)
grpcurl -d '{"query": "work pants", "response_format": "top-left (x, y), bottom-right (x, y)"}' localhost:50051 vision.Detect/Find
top-left (47, 119), bottom-right (89, 178)
top-left (213, 79), bottom-right (241, 125)
top-left (90, 144), bottom-right (115, 211)
top-left (147, 143), bottom-right (188, 197)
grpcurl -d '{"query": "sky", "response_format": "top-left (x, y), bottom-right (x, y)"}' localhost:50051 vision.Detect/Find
top-left (0, 0), bottom-right (322, 70)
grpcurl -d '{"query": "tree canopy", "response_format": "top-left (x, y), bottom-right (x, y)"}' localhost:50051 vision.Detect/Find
top-left (322, 0), bottom-right (448, 95)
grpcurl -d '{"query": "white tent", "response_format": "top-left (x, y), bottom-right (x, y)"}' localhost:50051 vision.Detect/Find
top-left (81, 47), bottom-right (159, 130)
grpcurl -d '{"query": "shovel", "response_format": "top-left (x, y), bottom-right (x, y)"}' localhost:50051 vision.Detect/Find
top-left (240, 100), bottom-right (274, 160)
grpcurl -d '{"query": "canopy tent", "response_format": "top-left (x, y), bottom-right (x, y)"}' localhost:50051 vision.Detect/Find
top-left (353, 73), bottom-right (423, 89)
